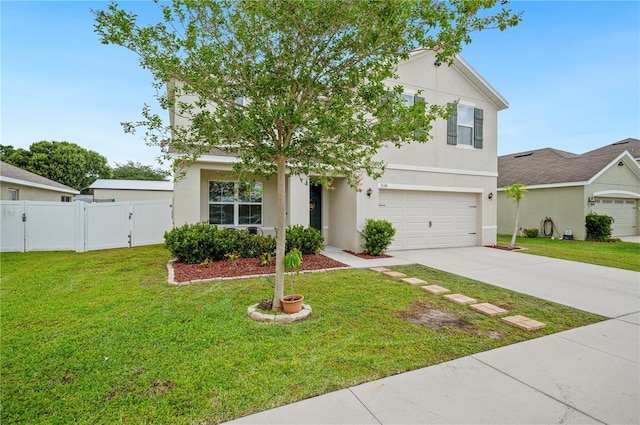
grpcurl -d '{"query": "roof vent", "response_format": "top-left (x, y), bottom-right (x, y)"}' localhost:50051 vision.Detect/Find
top-left (612, 141), bottom-right (629, 146)
top-left (514, 152), bottom-right (534, 158)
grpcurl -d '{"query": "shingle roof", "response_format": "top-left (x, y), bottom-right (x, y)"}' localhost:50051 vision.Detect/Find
top-left (498, 138), bottom-right (640, 187)
top-left (0, 161), bottom-right (80, 194)
top-left (89, 179), bottom-right (173, 191)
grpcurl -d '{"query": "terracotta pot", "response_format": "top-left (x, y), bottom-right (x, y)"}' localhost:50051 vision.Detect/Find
top-left (280, 294), bottom-right (305, 314)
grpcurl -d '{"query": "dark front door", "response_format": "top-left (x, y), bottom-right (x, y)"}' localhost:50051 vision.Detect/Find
top-left (309, 184), bottom-right (322, 231)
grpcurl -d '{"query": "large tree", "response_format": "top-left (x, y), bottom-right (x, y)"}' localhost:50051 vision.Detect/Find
top-left (112, 160), bottom-right (170, 180)
top-left (3, 141), bottom-right (111, 190)
top-left (95, 0), bottom-right (520, 310)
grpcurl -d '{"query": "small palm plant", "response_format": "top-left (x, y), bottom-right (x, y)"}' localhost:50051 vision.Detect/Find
top-left (505, 183), bottom-right (528, 248)
top-left (283, 248), bottom-right (302, 296)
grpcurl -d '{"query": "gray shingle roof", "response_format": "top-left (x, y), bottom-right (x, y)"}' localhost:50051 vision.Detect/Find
top-left (0, 161), bottom-right (79, 194)
top-left (498, 138), bottom-right (640, 187)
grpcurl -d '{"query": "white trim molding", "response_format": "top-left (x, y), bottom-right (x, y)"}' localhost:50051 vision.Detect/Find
top-left (593, 190), bottom-right (640, 199)
top-left (386, 163), bottom-right (498, 178)
top-left (377, 182), bottom-right (483, 193)
top-left (497, 181), bottom-right (588, 191)
top-left (0, 176), bottom-right (79, 195)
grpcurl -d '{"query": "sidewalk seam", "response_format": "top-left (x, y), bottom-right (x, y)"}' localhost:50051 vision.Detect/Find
top-left (469, 356), bottom-right (607, 425)
top-left (347, 388), bottom-right (383, 425)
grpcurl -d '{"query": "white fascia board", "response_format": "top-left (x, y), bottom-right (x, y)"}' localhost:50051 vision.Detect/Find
top-left (386, 163), bottom-right (498, 178)
top-left (453, 55), bottom-right (509, 111)
top-left (588, 151), bottom-right (640, 184)
top-left (377, 182), bottom-right (484, 193)
top-left (0, 176), bottom-right (80, 194)
top-left (169, 152), bottom-right (240, 164)
top-left (496, 181), bottom-right (588, 191)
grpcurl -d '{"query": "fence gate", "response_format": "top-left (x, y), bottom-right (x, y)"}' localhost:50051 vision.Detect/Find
top-left (0, 200), bottom-right (172, 252)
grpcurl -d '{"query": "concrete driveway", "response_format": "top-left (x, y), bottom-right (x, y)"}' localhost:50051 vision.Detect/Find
top-left (226, 247), bottom-right (639, 425)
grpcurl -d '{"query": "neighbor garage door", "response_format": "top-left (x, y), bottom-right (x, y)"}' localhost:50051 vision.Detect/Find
top-left (378, 190), bottom-right (478, 250)
top-left (593, 198), bottom-right (638, 237)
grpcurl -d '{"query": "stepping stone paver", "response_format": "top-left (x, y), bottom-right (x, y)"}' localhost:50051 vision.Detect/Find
top-left (401, 277), bottom-right (426, 286)
top-left (382, 271), bottom-right (407, 278)
top-left (469, 302), bottom-right (509, 317)
top-left (369, 267), bottom-right (391, 273)
top-left (443, 293), bottom-right (477, 305)
top-left (420, 285), bottom-right (450, 294)
top-left (502, 315), bottom-right (546, 331)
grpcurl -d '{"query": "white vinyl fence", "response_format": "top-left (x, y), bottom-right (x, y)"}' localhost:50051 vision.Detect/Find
top-left (1, 200), bottom-right (172, 253)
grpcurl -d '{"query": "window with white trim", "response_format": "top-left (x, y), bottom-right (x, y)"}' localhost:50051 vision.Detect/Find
top-left (208, 181), bottom-right (262, 226)
top-left (9, 189), bottom-right (18, 200)
top-left (61, 195), bottom-right (72, 202)
top-left (447, 103), bottom-right (484, 148)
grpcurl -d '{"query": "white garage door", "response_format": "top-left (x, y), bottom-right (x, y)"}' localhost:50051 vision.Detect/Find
top-left (593, 198), bottom-right (638, 237)
top-left (379, 190), bottom-right (478, 250)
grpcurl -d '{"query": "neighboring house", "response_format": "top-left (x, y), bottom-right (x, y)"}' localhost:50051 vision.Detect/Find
top-left (497, 138), bottom-right (640, 239)
top-left (89, 179), bottom-right (174, 202)
top-left (0, 161), bottom-right (79, 202)
top-left (171, 50), bottom-right (508, 252)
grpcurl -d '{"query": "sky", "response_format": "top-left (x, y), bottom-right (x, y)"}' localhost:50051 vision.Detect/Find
top-left (1, 1), bottom-right (639, 171)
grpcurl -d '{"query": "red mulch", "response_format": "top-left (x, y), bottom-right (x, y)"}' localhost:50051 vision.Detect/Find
top-left (343, 250), bottom-right (392, 259)
top-left (485, 244), bottom-right (523, 251)
top-left (172, 254), bottom-right (349, 283)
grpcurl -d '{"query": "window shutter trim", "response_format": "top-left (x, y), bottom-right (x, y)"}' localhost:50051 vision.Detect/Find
top-left (447, 103), bottom-right (457, 145)
top-left (473, 108), bottom-right (483, 149)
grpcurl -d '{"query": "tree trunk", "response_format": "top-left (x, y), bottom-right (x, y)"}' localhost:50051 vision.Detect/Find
top-left (510, 201), bottom-right (520, 248)
top-left (272, 155), bottom-right (287, 310)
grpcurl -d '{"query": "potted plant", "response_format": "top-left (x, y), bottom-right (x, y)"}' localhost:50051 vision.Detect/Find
top-left (280, 248), bottom-right (304, 313)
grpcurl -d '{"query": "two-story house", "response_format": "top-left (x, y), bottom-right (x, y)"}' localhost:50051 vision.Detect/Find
top-left (171, 50), bottom-right (508, 252)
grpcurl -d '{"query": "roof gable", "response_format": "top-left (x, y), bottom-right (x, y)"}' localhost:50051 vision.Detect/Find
top-left (498, 138), bottom-right (640, 187)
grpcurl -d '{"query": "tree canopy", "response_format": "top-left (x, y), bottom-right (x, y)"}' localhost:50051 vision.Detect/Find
top-left (2, 141), bottom-right (112, 190)
top-left (94, 0), bottom-right (520, 310)
top-left (111, 161), bottom-right (170, 181)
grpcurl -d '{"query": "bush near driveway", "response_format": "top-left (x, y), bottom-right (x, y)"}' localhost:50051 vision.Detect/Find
top-left (1, 245), bottom-right (603, 424)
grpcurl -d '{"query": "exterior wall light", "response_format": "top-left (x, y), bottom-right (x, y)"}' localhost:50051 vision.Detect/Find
top-left (488, 192), bottom-right (494, 200)
top-left (587, 196), bottom-right (596, 206)
top-left (366, 188), bottom-right (372, 198)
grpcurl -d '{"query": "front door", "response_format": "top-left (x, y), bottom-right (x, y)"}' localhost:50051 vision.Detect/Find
top-left (309, 184), bottom-right (322, 231)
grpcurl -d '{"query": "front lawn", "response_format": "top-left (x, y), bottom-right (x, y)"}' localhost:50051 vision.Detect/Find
top-left (1, 246), bottom-right (603, 424)
top-left (497, 234), bottom-right (640, 271)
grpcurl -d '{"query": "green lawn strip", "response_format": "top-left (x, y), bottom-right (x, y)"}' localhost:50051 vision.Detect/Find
top-left (497, 234), bottom-right (640, 272)
top-left (1, 247), bottom-right (604, 424)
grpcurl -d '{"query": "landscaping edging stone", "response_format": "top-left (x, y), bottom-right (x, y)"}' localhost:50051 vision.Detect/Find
top-left (247, 303), bottom-right (312, 323)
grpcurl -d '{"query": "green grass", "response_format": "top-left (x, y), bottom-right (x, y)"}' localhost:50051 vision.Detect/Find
top-left (1, 246), bottom-right (604, 424)
top-left (498, 234), bottom-right (640, 271)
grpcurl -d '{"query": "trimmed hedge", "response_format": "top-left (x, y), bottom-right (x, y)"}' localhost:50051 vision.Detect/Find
top-left (585, 212), bottom-right (614, 241)
top-left (360, 218), bottom-right (396, 256)
top-left (165, 223), bottom-right (276, 264)
top-left (523, 228), bottom-right (539, 238)
top-left (285, 225), bottom-right (324, 255)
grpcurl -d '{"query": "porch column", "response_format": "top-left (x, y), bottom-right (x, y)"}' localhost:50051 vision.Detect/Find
top-left (287, 175), bottom-right (310, 227)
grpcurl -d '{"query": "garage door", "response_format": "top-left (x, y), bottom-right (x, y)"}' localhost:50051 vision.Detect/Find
top-left (593, 198), bottom-right (638, 237)
top-left (378, 190), bottom-right (478, 250)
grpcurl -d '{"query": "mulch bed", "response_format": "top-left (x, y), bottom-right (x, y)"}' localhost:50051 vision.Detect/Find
top-left (485, 245), bottom-right (523, 251)
top-left (343, 250), bottom-right (392, 259)
top-left (171, 254), bottom-right (349, 283)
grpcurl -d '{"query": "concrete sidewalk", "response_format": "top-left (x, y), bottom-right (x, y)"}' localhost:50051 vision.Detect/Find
top-left (226, 247), bottom-right (639, 425)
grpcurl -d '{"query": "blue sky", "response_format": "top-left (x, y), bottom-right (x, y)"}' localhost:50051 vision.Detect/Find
top-left (2, 1), bottom-right (639, 170)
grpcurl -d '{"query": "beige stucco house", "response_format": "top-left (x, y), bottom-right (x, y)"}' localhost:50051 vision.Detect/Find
top-left (171, 51), bottom-right (508, 252)
top-left (0, 161), bottom-right (79, 201)
top-left (89, 179), bottom-right (173, 202)
top-left (497, 138), bottom-right (640, 239)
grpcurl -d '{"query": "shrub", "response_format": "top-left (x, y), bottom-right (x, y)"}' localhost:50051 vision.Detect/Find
top-left (360, 218), bottom-right (396, 256)
top-left (165, 223), bottom-right (275, 264)
top-left (585, 212), bottom-right (614, 241)
top-left (523, 228), bottom-right (539, 238)
top-left (285, 225), bottom-right (324, 255)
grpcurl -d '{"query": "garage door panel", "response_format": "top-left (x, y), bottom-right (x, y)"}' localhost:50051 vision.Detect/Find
top-left (379, 190), bottom-right (478, 250)
top-left (593, 198), bottom-right (637, 237)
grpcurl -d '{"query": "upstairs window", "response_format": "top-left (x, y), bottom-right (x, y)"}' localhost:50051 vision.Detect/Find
top-left (209, 181), bottom-right (262, 226)
top-left (447, 103), bottom-right (484, 149)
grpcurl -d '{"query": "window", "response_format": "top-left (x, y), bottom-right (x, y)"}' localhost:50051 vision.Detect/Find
top-left (61, 195), bottom-right (72, 202)
top-left (447, 103), bottom-right (484, 148)
top-left (208, 181), bottom-right (262, 226)
top-left (9, 189), bottom-right (18, 200)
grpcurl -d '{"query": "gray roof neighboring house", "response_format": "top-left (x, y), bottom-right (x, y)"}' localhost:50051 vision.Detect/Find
top-left (0, 161), bottom-right (80, 194)
top-left (89, 179), bottom-right (174, 191)
top-left (498, 138), bottom-right (640, 188)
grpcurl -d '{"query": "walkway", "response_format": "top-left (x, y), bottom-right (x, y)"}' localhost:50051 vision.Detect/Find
top-left (226, 246), bottom-right (639, 425)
